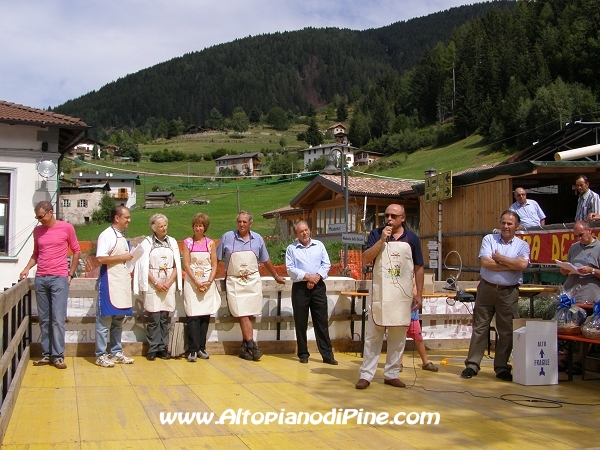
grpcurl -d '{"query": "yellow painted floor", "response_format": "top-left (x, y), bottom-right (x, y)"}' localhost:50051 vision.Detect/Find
top-left (3, 349), bottom-right (600, 449)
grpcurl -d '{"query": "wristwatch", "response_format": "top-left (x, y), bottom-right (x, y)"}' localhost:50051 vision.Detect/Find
top-left (592, 269), bottom-right (596, 276)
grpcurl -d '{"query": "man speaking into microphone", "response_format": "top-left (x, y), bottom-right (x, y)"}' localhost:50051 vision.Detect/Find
top-left (355, 204), bottom-right (424, 389)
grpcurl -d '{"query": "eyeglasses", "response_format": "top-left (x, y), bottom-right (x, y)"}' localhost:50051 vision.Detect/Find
top-left (384, 213), bottom-right (402, 219)
top-left (515, 193), bottom-right (526, 197)
top-left (35, 211), bottom-right (50, 220)
top-left (575, 232), bottom-right (588, 239)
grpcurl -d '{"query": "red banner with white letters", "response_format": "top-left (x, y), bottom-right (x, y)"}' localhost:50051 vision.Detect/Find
top-left (519, 229), bottom-right (599, 264)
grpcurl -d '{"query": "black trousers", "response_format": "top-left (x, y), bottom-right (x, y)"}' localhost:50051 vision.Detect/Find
top-left (291, 280), bottom-right (333, 359)
top-left (147, 311), bottom-right (169, 353)
top-left (187, 315), bottom-right (210, 352)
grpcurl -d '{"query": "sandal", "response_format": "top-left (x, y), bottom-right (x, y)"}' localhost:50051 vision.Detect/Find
top-left (422, 362), bottom-right (439, 372)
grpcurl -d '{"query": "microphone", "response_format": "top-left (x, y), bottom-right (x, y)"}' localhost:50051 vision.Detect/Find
top-left (385, 221), bottom-right (392, 227)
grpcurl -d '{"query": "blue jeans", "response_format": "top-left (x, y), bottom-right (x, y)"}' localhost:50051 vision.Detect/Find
top-left (34, 276), bottom-right (69, 358)
top-left (95, 301), bottom-right (125, 357)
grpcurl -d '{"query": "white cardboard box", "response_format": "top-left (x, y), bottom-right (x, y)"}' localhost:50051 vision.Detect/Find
top-left (423, 272), bottom-right (435, 295)
top-left (512, 319), bottom-right (558, 386)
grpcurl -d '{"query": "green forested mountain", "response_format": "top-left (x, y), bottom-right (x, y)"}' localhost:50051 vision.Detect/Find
top-left (53, 2), bottom-right (511, 130)
top-left (55, 0), bottom-right (600, 158)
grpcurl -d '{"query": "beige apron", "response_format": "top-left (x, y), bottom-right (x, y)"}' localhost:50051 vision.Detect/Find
top-left (183, 247), bottom-right (220, 316)
top-left (144, 243), bottom-right (177, 313)
top-left (371, 241), bottom-right (413, 327)
top-left (226, 250), bottom-right (262, 317)
top-left (105, 232), bottom-right (133, 309)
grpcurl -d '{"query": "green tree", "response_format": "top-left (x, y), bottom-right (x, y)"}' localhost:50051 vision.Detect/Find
top-left (249, 106), bottom-right (262, 124)
top-left (305, 104), bottom-right (316, 117)
top-left (231, 107), bottom-right (250, 132)
top-left (306, 156), bottom-right (327, 172)
top-left (167, 119), bottom-right (179, 139)
top-left (304, 117), bottom-right (324, 146)
top-left (336, 100), bottom-right (348, 121)
top-left (206, 107), bottom-right (224, 130)
top-left (91, 194), bottom-right (116, 224)
top-left (117, 140), bottom-right (141, 162)
top-left (266, 107), bottom-right (289, 130)
top-left (348, 110), bottom-right (371, 147)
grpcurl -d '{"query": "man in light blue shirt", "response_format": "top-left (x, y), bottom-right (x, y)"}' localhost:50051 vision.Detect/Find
top-left (285, 220), bottom-right (337, 365)
top-left (509, 187), bottom-right (545, 228)
top-left (461, 210), bottom-right (530, 382)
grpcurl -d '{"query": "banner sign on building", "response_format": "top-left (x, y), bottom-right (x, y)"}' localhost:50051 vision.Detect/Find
top-left (518, 229), bottom-right (597, 264)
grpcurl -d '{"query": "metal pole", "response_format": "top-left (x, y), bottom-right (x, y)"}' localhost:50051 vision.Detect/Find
top-left (438, 201), bottom-right (442, 280)
top-left (344, 165), bottom-right (349, 269)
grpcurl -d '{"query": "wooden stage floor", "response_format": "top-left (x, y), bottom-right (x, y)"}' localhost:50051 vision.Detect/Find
top-left (2, 349), bottom-right (599, 449)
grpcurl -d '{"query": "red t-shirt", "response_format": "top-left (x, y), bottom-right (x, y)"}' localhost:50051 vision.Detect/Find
top-left (32, 221), bottom-right (80, 276)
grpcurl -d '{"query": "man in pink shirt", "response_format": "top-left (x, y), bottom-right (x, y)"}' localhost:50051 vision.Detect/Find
top-left (19, 201), bottom-right (80, 369)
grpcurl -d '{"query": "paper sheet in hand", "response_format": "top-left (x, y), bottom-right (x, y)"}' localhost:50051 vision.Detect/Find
top-left (555, 260), bottom-right (587, 276)
top-left (126, 245), bottom-right (144, 272)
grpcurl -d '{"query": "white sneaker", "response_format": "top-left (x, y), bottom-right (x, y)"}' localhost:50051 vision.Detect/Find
top-left (95, 354), bottom-right (115, 368)
top-left (198, 350), bottom-right (210, 359)
top-left (110, 351), bottom-right (134, 364)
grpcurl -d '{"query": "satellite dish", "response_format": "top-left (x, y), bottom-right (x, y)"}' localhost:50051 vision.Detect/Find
top-left (37, 160), bottom-right (57, 179)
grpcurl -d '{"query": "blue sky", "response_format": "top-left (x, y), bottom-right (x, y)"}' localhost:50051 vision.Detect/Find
top-left (0, 0), bottom-right (478, 110)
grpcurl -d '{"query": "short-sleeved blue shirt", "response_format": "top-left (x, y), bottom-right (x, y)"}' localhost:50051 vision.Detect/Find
top-left (216, 230), bottom-right (269, 270)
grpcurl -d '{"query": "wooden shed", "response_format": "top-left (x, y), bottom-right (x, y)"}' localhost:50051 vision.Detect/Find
top-left (145, 191), bottom-right (175, 209)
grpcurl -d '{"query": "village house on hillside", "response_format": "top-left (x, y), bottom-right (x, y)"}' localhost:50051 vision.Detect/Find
top-left (0, 100), bottom-right (88, 288)
top-left (71, 172), bottom-right (140, 210)
top-left (65, 138), bottom-right (99, 160)
top-left (327, 123), bottom-right (349, 145)
top-left (214, 152), bottom-right (261, 176)
top-left (299, 143), bottom-right (358, 171)
top-left (354, 150), bottom-right (383, 166)
top-left (58, 181), bottom-right (111, 225)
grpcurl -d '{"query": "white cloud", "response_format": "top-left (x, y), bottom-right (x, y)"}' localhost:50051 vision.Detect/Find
top-left (0, 0), bottom-right (475, 109)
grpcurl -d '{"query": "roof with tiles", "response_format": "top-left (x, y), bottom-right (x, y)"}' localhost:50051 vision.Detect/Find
top-left (0, 101), bottom-right (87, 128)
top-left (319, 174), bottom-right (416, 196)
top-left (452, 162), bottom-right (501, 176)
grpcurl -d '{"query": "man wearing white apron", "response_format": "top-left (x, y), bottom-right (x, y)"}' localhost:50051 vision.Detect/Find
top-left (95, 206), bottom-right (135, 368)
top-left (217, 210), bottom-right (285, 361)
top-left (356, 204), bottom-right (424, 389)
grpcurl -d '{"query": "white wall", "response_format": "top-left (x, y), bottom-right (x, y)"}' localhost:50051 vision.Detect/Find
top-left (0, 123), bottom-right (61, 289)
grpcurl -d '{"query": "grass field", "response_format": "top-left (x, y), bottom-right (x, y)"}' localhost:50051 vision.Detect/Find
top-left (73, 177), bottom-right (311, 242)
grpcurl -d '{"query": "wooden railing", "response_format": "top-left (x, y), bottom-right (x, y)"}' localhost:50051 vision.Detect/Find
top-left (0, 278), bottom-right (32, 444)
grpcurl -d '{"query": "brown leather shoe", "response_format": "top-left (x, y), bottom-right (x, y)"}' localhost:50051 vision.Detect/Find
top-left (384, 378), bottom-right (406, 388)
top-left (355, 378), bottom-right (370, 389)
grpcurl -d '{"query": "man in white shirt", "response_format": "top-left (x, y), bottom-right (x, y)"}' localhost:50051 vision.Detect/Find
top-left (508, 187), bottom-right (545, 228)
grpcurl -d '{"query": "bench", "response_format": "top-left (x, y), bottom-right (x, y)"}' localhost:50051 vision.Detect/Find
top-left (557, 334), bottom-right (600, 381)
